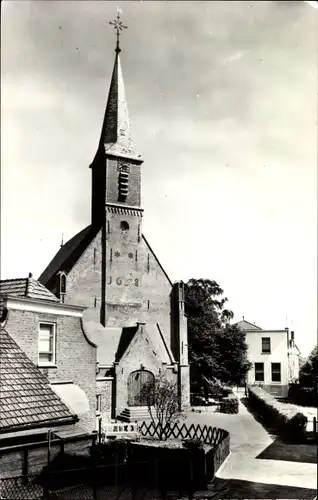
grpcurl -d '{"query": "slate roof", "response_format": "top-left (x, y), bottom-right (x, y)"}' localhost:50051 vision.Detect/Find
top-left (38, 225), bottom-right (98, 289)
top-left (0, 326), bottom-right (77, 433)
top-left (0, 276), bottom-right (59, 318)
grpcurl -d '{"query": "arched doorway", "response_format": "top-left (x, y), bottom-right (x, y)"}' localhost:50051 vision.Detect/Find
top-left (127, 370), bottom-right (154, 406)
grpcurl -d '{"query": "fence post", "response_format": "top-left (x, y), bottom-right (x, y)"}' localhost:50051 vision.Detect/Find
top-left (188, 456), bottom-right (194, 500)
top-left (115, 440), bottom-right (118, 496)
top-left (98, 417), bottom-right (102, 444)
top-left (22, 449), bottom-right (29, 485)
top-left (47, 429), bottom-right (52, 466)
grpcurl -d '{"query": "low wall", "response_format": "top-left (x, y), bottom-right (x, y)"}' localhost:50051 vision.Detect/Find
top-left (0, 438), bottom-right (93, 479)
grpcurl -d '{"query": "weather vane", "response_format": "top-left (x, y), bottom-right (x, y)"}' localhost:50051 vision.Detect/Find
top-left (109, 8), bottom-right (127, 53)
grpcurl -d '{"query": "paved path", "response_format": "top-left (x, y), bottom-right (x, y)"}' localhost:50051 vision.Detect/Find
top-left (185, 393), bottom-right (317, 490)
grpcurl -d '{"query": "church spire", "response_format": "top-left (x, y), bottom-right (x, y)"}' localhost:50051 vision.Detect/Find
top-left (98, 11), bottom-right (139, 160)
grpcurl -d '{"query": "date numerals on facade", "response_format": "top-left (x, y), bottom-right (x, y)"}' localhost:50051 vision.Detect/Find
top-left (107, 276), bottom-right (139, 287)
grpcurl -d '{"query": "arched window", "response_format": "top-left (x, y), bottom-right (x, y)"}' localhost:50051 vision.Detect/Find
top-left (120, 221), bottom-right (129, 232)
top-left (56, 271), bottom-right (67, 301)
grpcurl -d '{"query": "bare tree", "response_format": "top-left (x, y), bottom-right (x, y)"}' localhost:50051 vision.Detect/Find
top-left (140, 373), bottom-right (183, 440)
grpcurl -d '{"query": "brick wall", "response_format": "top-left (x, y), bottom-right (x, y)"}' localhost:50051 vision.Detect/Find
top-left (96, 378), bottom-right (113, 423)
top-left (105, 157), bottom-right (142, 208)
top-left (5, 309), bottom-right (97, 432)
top-left (115, 324), bottom-right (178, 415)
top-left (63, 220), bottom-right (173, 350)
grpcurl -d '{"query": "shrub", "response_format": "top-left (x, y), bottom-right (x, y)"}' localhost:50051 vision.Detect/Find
top-left (288, 384), bottom-right (318, 407)
top-left (182, 438), bottom-right (204, 450)
top-left (218, 393), bottom-right (239, 414)
top-left (285, 412), bottom-right (308, 442)
top-left (90, 437), bottom-right (136, 464)
top-left (248, 386), bottom-right (308, 441)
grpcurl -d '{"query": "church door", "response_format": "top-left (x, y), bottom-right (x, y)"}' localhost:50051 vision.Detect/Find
top-left (128, 370), bottom-right (155, 406)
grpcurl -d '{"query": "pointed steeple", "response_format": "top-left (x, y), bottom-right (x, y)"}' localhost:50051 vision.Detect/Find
top-left (99, 51), bottom-right (138, 159)
top-left (96, 12), bottom-right (139, 160)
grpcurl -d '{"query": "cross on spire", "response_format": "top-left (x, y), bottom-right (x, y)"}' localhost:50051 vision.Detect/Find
top-left (109, 9), bottom-right (127, 53)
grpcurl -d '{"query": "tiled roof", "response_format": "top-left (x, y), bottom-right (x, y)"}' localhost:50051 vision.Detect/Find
top-left (236, 320), bottom-right (262, 331)
top-left (0, 326), bottom-right (77, 433)
top-left (38, 225), bottom-right (98, 289)
top-left (0, 276), bottom-right (59, 319)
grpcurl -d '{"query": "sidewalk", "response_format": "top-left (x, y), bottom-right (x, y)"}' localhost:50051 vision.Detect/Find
top-left (185, 392), bottom-right (317, 490)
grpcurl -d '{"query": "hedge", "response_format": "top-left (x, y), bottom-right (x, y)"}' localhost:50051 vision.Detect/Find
top-left (248, 386), bottom-right (307, 442)
top-left (218, 393), bottom-right (239, 414)
top-left (288, 384), bottom-right (318, 408)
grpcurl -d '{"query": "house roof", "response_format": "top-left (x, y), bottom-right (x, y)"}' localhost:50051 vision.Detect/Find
top-left (0, 276), bottom-right (59, 319)
top-left (0, 326), bottom-right (77, 433)
top-left (38, 225), bottom-right (98, 289)
top-left (236, 319), bottom-right (262, 331)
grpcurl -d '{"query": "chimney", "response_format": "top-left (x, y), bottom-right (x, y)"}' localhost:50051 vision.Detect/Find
top-left (28, 272), bottom-right (33, 278)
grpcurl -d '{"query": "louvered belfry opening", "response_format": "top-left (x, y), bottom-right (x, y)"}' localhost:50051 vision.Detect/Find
top-left (118, 170), bottom-right (129, 201)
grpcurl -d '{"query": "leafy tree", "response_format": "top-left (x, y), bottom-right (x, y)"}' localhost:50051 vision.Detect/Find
top-left (140, 373), bottom-right (182, 440)
top-left (299, 345), bottom-right (318, 388)
top-left (184, 278), bottom-right (251, 393)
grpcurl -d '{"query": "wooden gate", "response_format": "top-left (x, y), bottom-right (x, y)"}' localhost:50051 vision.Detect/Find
top-left (128, 370), bottom-right (154, 406)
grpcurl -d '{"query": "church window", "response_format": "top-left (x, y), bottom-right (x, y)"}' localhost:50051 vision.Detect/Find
top-left (120, 221), bottom-right (129, 231)
top-left (110, 248), bottom-right (113, 261)
top-left (107, 221), bottom-right (110, 233)
top-left (38, 323), bottom-right (56, 366)
top-left (147, 254), bottom-right (150, 272)
top-left (96, 395), bottom-right (101, 412)
top-left (135, 250), bottom-right (138, 261)
top-left (56, 272), bottom-right (67, 302)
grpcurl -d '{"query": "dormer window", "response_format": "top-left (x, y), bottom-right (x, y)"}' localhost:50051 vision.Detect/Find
top-left (56, 272), bottom-right (67, 302)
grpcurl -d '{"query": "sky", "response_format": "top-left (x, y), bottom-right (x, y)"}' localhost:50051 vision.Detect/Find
top-left (1, 1), bottom-right (317, 355)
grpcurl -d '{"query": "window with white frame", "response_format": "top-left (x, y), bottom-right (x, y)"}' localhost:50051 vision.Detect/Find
top-left (96, 395), bottom-right (101, 413)
top-left (38, 323), bottom-right (56, 366)
top-left (271, 363), bottom-right (281, 382)
top-left (254, 362), bottom-right (264, 382)
top-left (261, 337), bottom-right (271, 353)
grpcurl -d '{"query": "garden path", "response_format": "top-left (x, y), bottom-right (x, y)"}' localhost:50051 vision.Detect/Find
top-left (185, 391), bottom-right (317, 490)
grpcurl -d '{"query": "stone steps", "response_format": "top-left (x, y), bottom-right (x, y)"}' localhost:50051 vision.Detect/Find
top-left (117, 406), bottom-right (154, 422)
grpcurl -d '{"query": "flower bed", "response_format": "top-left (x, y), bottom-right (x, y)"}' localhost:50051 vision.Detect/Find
top-left (248, 386), bottom-right (308, 442)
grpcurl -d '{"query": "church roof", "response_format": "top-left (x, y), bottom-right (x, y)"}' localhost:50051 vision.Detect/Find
top-left (92, 48), bottom-right (140, 163)
top-left (0, 326), bottom-right (77, 433)
top-left (83, 322), bottom-right (174, 366)
top-left (0, 275), bottom-right (59, 319)
top-left (38, 225), bottom-right (98, 288)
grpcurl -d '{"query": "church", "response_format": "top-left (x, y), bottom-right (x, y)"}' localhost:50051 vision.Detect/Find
top-left (38, 16), bottom-right (190, 423)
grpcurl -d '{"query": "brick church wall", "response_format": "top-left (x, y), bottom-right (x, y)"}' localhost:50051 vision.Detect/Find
top-left (4, 309), bottom-right (97, 433)
top-left (115, 325), bottom-right (177, 415)
top-left (96, 377), bottom-right (113, 422)
top-left (63, 224), bottom-right (173, 349)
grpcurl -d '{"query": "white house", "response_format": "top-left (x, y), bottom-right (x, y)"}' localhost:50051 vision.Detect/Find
top-left (237, 319), bottom-right (300, 398)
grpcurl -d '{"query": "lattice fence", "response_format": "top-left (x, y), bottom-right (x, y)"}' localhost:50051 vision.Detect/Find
top-left (0, 475), bottom-right (43, 499)
top-left (139, 421), bottom-right (227, 445)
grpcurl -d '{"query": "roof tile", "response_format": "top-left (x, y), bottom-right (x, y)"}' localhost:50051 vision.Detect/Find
top-left (0, 326), bottom-right (76, 433)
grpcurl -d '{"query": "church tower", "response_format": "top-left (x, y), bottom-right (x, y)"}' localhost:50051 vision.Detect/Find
top-left (90, 17), bottom-right (143, 229)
